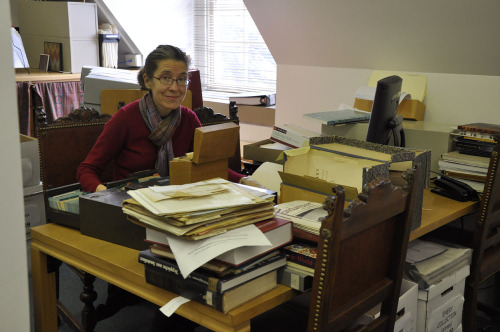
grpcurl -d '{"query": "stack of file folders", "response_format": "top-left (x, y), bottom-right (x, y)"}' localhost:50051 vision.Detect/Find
top-left (438, 150), bottom-right (489, 194)
top-left (47, 189), bottom-right (86, 214)
top-left (122, 178), bottom-right (276, 240)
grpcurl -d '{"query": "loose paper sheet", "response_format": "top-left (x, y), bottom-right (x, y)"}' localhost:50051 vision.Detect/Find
top-left (167, 224), bottom-right (272, 278)
top-left (160, 296), bottom-right (191, 317)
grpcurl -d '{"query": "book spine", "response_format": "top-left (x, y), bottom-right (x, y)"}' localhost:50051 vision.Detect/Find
top-left (144, 264), bottom-right (223, 311)
top-left (138, 251), bottom-right (223, 292)
top-left (281, 248), bottom-right (316, 269)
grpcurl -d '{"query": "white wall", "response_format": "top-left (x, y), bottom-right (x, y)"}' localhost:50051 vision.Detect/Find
top-left (1, 0), bottom-right (31, 331)
top-left (245, 0), bottom-right (500, 134)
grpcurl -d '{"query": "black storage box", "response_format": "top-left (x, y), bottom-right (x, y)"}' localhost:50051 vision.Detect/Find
top-left (79, 187), bottom-right (149, 250)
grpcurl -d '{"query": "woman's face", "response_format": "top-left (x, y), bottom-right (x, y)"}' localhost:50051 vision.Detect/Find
top-left (143, 59), bottom-right (188, 117)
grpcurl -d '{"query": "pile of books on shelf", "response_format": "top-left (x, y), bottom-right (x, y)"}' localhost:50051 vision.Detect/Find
top-left (439, 122), bottom-right (499, 194)
top-left (125, 178), bottom-right (295, 312)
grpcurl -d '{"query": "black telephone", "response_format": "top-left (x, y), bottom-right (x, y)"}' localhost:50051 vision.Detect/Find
top-left (431, 175), bottom-right (479, 202)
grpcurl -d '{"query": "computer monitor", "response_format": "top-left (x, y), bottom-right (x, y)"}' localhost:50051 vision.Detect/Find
top-left (366, 75), bottom-right (405, 147)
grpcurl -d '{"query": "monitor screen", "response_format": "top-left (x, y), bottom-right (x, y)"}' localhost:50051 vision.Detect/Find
top-left (365, 75), bottom-right (405, 147)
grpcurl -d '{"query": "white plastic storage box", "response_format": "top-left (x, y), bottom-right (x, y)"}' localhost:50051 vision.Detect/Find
top-left (20, 134), bottom-right (40, 188)
top-left (417, 265), bottom-right (469, 332)
top-left (24, 184), bottom-right (46, 234)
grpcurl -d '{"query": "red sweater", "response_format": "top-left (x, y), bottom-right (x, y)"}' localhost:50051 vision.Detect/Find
top-left (77, 101), bottom-right (243, 192)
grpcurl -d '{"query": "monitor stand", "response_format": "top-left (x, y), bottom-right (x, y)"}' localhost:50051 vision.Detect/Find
top-left (388, 114), bottom-right (405, 147)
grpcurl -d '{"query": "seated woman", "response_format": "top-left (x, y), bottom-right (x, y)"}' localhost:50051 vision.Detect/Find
top-left (77, 44), bottom-right (256, 331)
top-left (77, 44), bottom-right (250, 192)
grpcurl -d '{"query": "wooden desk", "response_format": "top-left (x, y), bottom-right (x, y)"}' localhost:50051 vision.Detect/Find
top-left (411, 189), bottom-right (478, 241)
top-left (30, 223), bottom-right (296, 332)
top-left (30, 189), bottom-right (478, 331)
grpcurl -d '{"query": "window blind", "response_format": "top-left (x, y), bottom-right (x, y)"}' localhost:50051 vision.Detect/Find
top-left (193, 0), bottom-right (276, 95)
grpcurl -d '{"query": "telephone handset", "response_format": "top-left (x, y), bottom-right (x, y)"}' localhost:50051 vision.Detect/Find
top-left (431, 175), bottom-right (479, 202)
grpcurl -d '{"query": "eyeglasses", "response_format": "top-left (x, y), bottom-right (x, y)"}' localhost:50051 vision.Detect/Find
top-left (150, 75), bottom-right (190, 87)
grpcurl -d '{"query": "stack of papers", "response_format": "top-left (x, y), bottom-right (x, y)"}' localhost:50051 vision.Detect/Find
top-left (123, 178), bottom-right (276, 240)
top-left (405, 239), bottom-right (472, 289)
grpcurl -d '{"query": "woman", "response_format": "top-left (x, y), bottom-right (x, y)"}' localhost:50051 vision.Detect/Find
top-left (77, 45), bottom-right (250, 331)
top-left (77, 44), bottom-right (247, 192)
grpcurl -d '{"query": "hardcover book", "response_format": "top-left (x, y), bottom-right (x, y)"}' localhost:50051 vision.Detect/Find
top-left (138, 249), bottom-right (286, 293)
top-left (145, 264), bottom-right (278, 313)
top-left (281, 243), bottom-right (317, 269)
top-left (139, 249), bottom-right (284, 312)
top-left (229, 92), bottom-right (276, 106)
top-left (303, 109), bottom-right (371, 126)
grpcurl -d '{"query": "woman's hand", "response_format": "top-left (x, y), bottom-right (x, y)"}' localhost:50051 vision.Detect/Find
top-left (95, 184), bottom-right (108, 192)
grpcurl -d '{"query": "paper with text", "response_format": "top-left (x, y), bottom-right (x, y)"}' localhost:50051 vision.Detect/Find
top-left (167, 224), bottom-right (272, 278)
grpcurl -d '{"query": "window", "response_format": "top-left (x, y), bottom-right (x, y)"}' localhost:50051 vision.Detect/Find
top-left (193, 0), bottom-right (276, 95)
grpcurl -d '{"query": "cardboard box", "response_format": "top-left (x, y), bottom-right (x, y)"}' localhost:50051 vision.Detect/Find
top-left (270, 124), bottom-right (319, 148)
top-left (24, 184), bottom-right (45, 234)
top-left (169, 158), bottom-right (229, 185)
top-left (192, 122), bottom-right (239, 164)
top-left (354, 71), bottom-right (427, 121)
top-left (354, 98), bottom-right (426, 121)
top-left (279, 171), bottom-right (358, 204)
top-left (20, 134), bottom-right (40, 188)
top-left (170, 123), bottom-right (239, 185)
top-left (352, 279), bottom-right (418, 332)
top-left (243, 139), bottom-right (287, 163)
top-left (417, 265), bottom-right (469, 332)
top-left (283, 146), bottom-right (390, 193)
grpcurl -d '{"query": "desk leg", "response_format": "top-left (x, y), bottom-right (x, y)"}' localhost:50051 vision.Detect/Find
top-left (31, 244), bottom-right (58, 332)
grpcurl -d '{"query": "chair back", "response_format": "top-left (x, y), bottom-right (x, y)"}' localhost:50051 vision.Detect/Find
top-left (308, 168), bottom-right (419, 332)
top-left (463, 137), bottom-right (500, 330)
top-left (36, 106), bottom-right (112, 190)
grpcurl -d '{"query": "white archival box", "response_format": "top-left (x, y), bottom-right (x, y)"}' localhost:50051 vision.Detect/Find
top-left (416, 264), bottom-right (469, 332)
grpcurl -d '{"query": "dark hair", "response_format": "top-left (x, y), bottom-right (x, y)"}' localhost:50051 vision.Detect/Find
top-left (137, 45), bottom-right (191, 90)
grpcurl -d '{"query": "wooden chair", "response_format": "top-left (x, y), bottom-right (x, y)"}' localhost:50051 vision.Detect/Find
top-left (252, 167), bottom-right (419, 332)
top-left (35, 106), bottom-right (112, 331)
top-left (462, 137), bottom-right (500, 331)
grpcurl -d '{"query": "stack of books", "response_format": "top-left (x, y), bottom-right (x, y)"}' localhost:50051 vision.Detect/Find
top-left (453, 122), bottom-right (499, 157)
top-left (404, 239), bottom-right (472, 289)
top-left (126, 178), bottom-right (296, 312)
top-left (274, 200), bottom-right (328, 242)
top-left (138, 248), bottom-right (287, 313)
top-left (278, 242), bottom-right (317, 292)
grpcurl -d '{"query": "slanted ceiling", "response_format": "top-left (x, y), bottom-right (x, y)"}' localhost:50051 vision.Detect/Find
top-left (244, 0), bottom-right (500, 76)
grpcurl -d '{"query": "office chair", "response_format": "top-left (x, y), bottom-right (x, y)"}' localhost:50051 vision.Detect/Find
top-left (462, 136), bottom-right (500, 332)
top-left (252, 167), bottom-right (420, 332)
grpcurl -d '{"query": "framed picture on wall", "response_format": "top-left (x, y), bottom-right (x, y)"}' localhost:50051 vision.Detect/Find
top-left (44, 42), bottom-right (63, 72)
